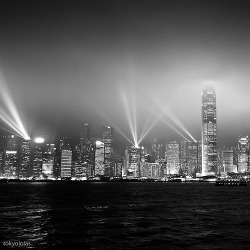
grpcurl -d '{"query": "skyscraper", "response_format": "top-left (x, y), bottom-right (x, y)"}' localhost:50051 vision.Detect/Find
top-left (94, 140), bottom-right (105, 176)
top-left (222, 149), bottom-right (235, 173)
top-left (4, 135), bottom-right (20, 178)
top-left (61, 149), bottom-right (72, 178)
top-left (187, 141), bottom-right (198, 177)
top-left (238, 134), bottom-right (249, 173)
top-left (19, 139), bottom-right (31, 178)
top-left (42, 143), bottom-right (56, 178)
top-left (124, 145), bottom-right (142, 178)
top-left (166, 141), bottom-right (180, 174)
top-left (202, 86), bottom-right (217, 176)
top-left (102, 126), bottom-right (114, 177)
top-left (32, 137), bottom-right (44, 178)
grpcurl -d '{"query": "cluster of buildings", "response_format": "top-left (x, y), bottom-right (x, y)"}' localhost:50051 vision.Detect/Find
top-left (0, 86), bottom-right (250, 180)
top-left (0, 125), bottom-right (121, 180)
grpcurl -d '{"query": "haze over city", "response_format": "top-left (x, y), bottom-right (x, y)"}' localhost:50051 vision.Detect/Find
top-left (1, 0), bottom-right (250, 152)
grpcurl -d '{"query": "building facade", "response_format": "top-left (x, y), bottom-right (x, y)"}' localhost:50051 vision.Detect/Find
top-left (238, 135), bottom-right (249, 173)
top-left (102, 126), bottom-right (114, 177)
top-left (202, 86), bottom-right (217, 176)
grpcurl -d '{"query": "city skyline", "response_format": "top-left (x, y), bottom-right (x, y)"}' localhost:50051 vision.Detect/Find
top-left (1, 0), bottom-right (250, 150)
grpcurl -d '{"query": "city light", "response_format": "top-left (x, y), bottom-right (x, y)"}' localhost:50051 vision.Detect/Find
top-left (96, 140), bottom-right (103, 146)
top-left (0, 70), bottom-right (30, 140)
top-left (34, 137), bottom-right (45, 143)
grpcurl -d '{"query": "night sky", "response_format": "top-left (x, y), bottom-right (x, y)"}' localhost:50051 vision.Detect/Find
top-left (1, 0), bottom-right (250, 152)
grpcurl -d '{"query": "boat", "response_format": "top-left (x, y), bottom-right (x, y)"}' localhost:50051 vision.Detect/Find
top-left (215, 179), bottom-right (247, 186)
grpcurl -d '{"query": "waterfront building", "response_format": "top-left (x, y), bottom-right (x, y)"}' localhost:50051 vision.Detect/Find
top-left (4, 135), bottom-right (20, 178)
top-left (124, 145), bottom-right (142, 178)
top-left (102, 126), bottom-right (114, 177)
top-left (238, 135), bottom-right (249, 173)
top-left (95, 140), bottom-right (105, 176)
top-left (202, 86), bottom-right (217, 176)
top-left (187, 141), bottom-right (198, 177)
top-left (19, 139), bottom-right (31, 177)
top-left (42, 143), bottom-right (56, 178)
top-left (32, 138), bottom-right (44, 178)
top-left (61, 149), bottom-right (72, 178)
top-left (221, 149), bottom-right (234, 173)
top-left (180, 140), bottom-right (188, 175)
top-left (197, 141), bottom-right (202, 175)
top-left (140, 162), bottom-right (162, 179)
top-left (166, 141), bottom-right (180, 174)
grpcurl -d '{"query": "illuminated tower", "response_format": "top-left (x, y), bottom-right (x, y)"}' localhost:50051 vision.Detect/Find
top-left (166, 141), bottom-right (180, 174)
top-left (180, 141), bottom-right (188, 175)
top-left (19, 139), bottom-right (31, 178)
top-left (202, 86), bottom-right (217, 176)
top-left (187, 141), bottom-right (198, 177)
top-left (0, 135), bottom-right (7, 176)
top-left (124, 145), bottom-right (142, 178)
top-left (32, 137), bottom-right (44, 178)
top-left (102, 126), bottom-right (114, 177)
top-left (4, 135), bottom-right (20, 178)
top-left (238, 134), bottom-right (249, 173)
top-left (222, 149), bottom-right (234, 173)
top-left (61, 149), bottom-right (72, 178)
top-left (95, 140), bottom-right (105, 176)
top-left (42, 143), bottom-right (56, 178)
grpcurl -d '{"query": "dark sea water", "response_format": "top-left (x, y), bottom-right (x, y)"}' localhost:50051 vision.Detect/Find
top-left (1, 182), bottom-right (250, 250)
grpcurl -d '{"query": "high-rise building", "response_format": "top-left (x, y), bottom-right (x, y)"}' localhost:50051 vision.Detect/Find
top-left (124, 145), bottom-right (142, 178)
top-left (151, 139), bottom-right (157, 162)
top-left (187, 141), bottom-right (198, 177)
top-left (32, 137), bottom-right (44, 178)
top-left (238, 135), bottom-right (249, 173)
top-left (42, 143), bottom-right (56, 178)
top-left (4, 135), bottom-right (20, 178)
top-left (61, 149), bottom-right (72, 178)
top-left (221, 149), bottom-right (235, 173)
top-left (0, 136), bottom-right (7, 176)
top-left (166, 141), bottom-right (180, 174)
top-left (140, 163), bottom-right (162, 179)
top-left (202, 86), bottom-right (217, 176)
top-left (102, 126), bottom-right (114, 177)
top-left (94, 140), bottom-right (105, 176)
top-left (19, 139), bottom-right (31, 178)
top-left (180, 140), bottom-right (188, 174)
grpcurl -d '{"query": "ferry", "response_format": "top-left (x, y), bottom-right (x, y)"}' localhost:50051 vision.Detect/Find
top-left (215, 179), bottom-right (247, 186)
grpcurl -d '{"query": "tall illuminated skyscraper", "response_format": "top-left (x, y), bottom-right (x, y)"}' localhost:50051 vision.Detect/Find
top-left (4, 135), bottom-right (20, 178)
top-left (202, 86), bottom-right (217, 176)
top-left (102, 126), bottom-right (114, 177)
top-left (95, 140), bottom-right (105, 176)
top-left (32, 137), bottom-right (44, 178)
top-left (19, 139), bottom-right (31, 178)
top-left (124, 145), bottom-right (142, 178)
top-left (166, 141), bottom-right (180, 174)
top-left (238, 134), bottom-right (249, 173)
top-left (42, 143), bottom-right (56, 178)
top-left (61, 149), bottom-right (72, 178)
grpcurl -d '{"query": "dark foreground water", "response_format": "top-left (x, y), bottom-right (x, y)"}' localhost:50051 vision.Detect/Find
top-left (1, 182), bottom-right (250, 250)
